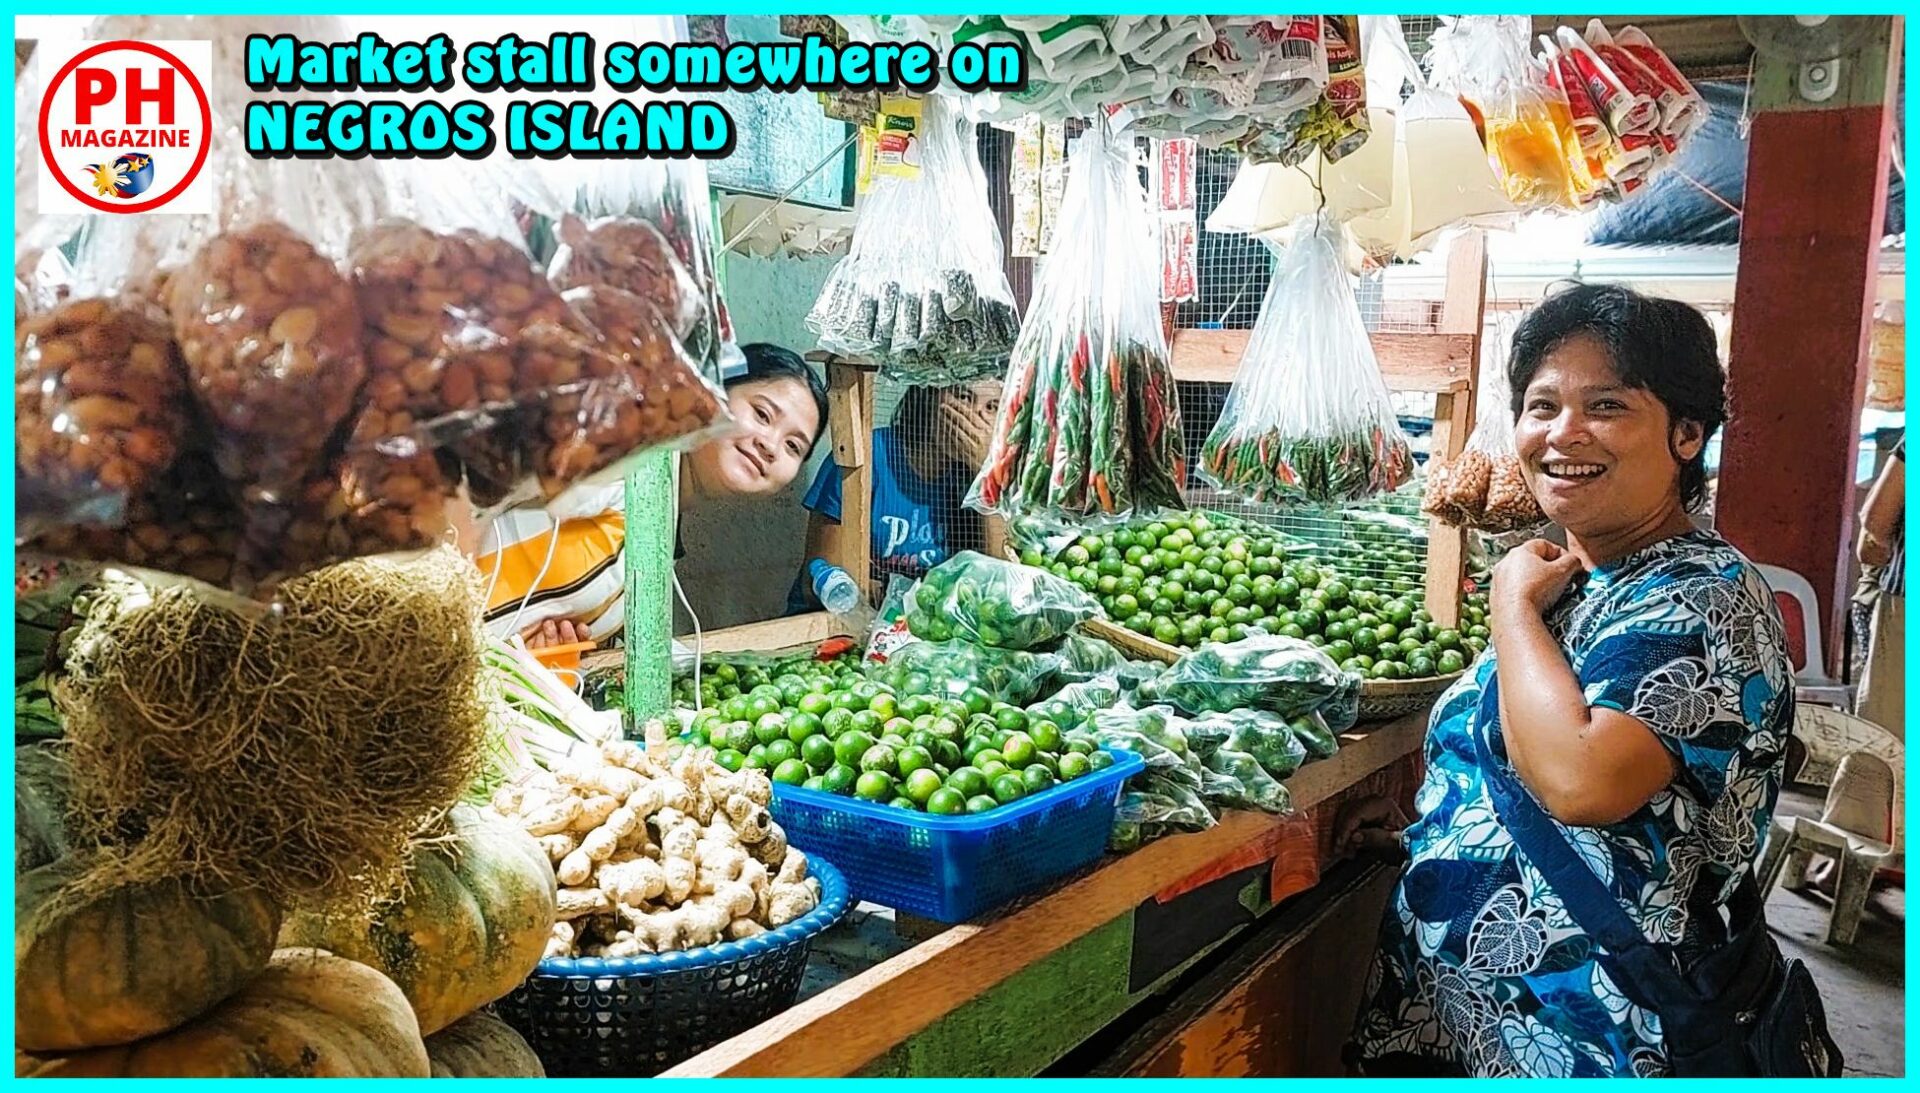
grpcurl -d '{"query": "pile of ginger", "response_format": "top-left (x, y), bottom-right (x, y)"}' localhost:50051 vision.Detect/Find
top-left (488, 732), bottom-right (822, 959)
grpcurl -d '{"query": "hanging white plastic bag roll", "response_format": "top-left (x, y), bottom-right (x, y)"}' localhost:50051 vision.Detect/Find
top-left (966, 118), bottom-right (1186, 520)
top-left (1199, 212), bottom-right (1414, 506)
top-left (807, 96), bottom-right (1020, 383)
top-left (1422, 309), bottom-right (1545, 533)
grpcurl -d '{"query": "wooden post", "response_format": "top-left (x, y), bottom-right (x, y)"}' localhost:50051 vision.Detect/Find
top-left (1423, 231), bottom-right (1487, 629)
top-left (822, 356), bottom-right (879, 604)
top-left (1717, 19), bottom-right (1901, 675)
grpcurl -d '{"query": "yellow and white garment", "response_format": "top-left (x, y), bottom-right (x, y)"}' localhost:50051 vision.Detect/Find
top-left (476, 479), bottom-right (651, 642)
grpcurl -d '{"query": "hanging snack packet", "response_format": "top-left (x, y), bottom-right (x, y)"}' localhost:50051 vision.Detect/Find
top-left (1200, 213), bottom-right (1415, 506)
top-left (967, 118), bottom-right (1186, 520)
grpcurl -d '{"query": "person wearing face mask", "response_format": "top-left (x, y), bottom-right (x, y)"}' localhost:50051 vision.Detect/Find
top-left (1341, 285), bottom-right (1805, 1077)
top-left (476, 343), bottom-right (828, 648)
top-left (785, 381), bottom-right (1005, 613)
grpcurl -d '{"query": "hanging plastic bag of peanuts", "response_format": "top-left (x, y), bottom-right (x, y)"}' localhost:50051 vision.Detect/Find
top-left (27, 445), bottom-right (244, 592)
top-left (546, 214), bottom-right (706, 347)
top-left (1421, 310), bottom-right (1545, 534)
top-left (535, 284), bottom-right (729, 503)
top-left (347, 218), bottom-right (595, 514)
top-left (16, 296), bottom-right (191, 540)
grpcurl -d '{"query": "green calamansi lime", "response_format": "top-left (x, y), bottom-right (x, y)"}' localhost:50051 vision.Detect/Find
top-left (1000, 732), bottom-right (1037, 767)
top-left (860, 743), bottom-right (899, 774)
top-left (714, 748), bottom-right (746, 773)
top-left (786, 712), bottom-right (822, 744)
top-left (772, 758), bottom-right (810, 785)
top-left (801, 734), bottom-right (836, 771)
top-left (1438, 649), bottom-right (1467, 674)
top-left (1028, 719), bottom-right (1062, 753)
top-left (888, 797), bottom-right (919, 811)
top-left (834, 730), bottom-right (876, 768)
top-left (744, 745), bottom-right (770, 770)
top-left (764, 739), bottom-right (799, 767)
top-left (1022, 764), bottom-right (1056, 794)
top-left (903, 768), bottom-right (943, 805)
top-left (822, 706), bottom-right (854, 738)
top-left (947, 766), bottom-right (990, 798)
top-left (1087, 750), bottom-right (1115, 771)
top-left (823, 762), bottom-right (859, 795)
top-left (990, 774), bottom-right (1027, 804)
top-left (965, 794), bottom-right (999, 815)
top-left (801, 775), bottom-right (826, 791)
top-left (854, 771), bottom-right (895, 801)
top-left (927, 787), bottom-right (966, 815)
top-left (896, 745), bottom-right (934, 778)
top-left (979, 760), bottom-right (1011, 783)
top-left (1057, 752), bottom-right (1091, 780)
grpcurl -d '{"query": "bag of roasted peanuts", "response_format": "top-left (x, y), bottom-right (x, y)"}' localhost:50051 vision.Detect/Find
top-left (1421, 309), bottom-right (1545, 533)
top-left (15, 295), bottom-right (192, 541)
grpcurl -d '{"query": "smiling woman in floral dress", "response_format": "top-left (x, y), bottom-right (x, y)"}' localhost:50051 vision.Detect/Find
top-left (1342, 284), bottom-right (1796, 1077)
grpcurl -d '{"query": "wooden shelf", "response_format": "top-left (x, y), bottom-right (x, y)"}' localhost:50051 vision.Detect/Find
top-left (1170, 328), bottom-right (1475, 394)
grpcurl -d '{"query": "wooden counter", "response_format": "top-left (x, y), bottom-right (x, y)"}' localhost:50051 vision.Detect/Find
top-left (662, 710), bottom-right (1428, 1078)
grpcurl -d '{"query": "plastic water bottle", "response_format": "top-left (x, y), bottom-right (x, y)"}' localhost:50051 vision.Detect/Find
top-left (807, 559), bottom-right (860, 615)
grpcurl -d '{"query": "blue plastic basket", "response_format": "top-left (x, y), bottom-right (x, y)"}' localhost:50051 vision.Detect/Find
top-left (769, 747), bottom-right (1144, 923)
top-left (492, 856), bottom-right (850, 1077)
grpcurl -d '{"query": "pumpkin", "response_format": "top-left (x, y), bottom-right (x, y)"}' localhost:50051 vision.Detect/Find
top-left (280, 804), bottom-right (556, 1035)
top-left (15, 745), bottom-right (72, 876)
top-left (15, 854), bottom-right (282, 1053)
top-left (425, 1011), bottom-right (545, 1077)
top-left (17, 948), bottom-right (430, 1077)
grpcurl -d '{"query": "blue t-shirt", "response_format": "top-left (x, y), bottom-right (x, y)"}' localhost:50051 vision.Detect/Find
top-left (786, 428), bottom-right (966, 613)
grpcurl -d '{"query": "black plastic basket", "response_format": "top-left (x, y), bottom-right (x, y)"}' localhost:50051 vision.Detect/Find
top-left (493, 856), bottom-right (850, 1077)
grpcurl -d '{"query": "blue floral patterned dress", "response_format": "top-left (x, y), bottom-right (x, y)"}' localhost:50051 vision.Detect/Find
top-left (1347, 530), bottom-right (1796, 1078)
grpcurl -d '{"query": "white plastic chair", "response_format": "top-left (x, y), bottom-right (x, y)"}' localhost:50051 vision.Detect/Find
top-left (1758, 752), bottom-right (1898, 945)
top-left (1756, 563), bottom-right (1853, 708)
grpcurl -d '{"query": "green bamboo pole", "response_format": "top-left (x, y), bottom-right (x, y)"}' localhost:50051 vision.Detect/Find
top-left (622, 450), bottom-right (674, 735)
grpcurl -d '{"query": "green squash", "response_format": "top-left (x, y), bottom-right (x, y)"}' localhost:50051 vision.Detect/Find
top-left (425, 1010), bottom-right (545, 1077)
top-left (281, 805), bottom-right (557, 1035)
top-left (15, 854), bottom-right (283, 1052)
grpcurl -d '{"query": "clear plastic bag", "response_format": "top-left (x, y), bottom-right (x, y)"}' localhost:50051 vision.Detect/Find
top-left (167, 222), bottom-right (368, 511)
top-left (807, 96), bottom-right (1021, 383)
top-left (1138, 633), bottom-right (1359, 729)
top-left (903, 550), bottom-right (1103, 650)
top-left (1199, 213), bottom-right (1415, 505)
top-left (1182, 708), bottom-right (1311, 779)
top-left (16, 297), bottom-right (191, 539)
top-left (874, 639), bottom-right (1060, 706)
top-left (967, 119), bottom-right (1186, 520)
top-left (1422, 309), bottom-right (1546, 533)
top-left (537, 285), bottom-right (728, 500)
top-left (1429, 17), bottom-right (1579, 213)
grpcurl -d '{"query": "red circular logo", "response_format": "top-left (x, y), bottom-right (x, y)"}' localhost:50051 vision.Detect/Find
top-left (39, 40), bottom-right (212, 214)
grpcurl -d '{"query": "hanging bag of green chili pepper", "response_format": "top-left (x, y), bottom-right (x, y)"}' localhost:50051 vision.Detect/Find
top-left (1199, 211), bottom-right (1416, 506)
top-left (967, 117), bottom-right (1186, 521)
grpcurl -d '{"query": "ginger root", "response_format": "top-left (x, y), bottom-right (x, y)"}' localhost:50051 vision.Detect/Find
top-left (557, 886), bottom-right (612, 920)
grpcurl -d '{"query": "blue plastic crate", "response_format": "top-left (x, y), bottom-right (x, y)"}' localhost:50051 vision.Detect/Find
top-left (493, 857), bottom-right (850, 1077)
top-left (769, 748), bottom-right (1144, 923)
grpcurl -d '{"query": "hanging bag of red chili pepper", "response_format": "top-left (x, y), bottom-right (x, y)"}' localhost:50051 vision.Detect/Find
top-left (967, 117), bottom-right (1186, 520)
top-left (1199, 211), bottom-right (1415, 506)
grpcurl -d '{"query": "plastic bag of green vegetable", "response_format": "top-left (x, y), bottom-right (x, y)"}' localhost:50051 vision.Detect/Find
top-left (879, 638), bottom-right (1059, 706)
top-left (1200, 747), bottom-right (1292, 814)
top-left (1139, 634), bottom-right (1360, 729)
top-left (905, 551), bottom-right (1102, 650)
top-left (1183, 709), bottom-right (1311, 779)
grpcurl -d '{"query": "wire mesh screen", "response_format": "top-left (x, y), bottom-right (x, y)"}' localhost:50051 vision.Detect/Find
top-left (1167, 144), bottom-right (1444, 595)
